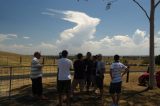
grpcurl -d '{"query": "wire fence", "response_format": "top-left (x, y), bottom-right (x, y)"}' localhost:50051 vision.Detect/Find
top-left (0, 65), bottom-right (57, 101)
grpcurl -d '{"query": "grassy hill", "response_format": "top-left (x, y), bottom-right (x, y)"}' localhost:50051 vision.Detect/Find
top-left (0, 51), bottom-right (20, 57)
top-left (0, 51), bottom-right (31, 66)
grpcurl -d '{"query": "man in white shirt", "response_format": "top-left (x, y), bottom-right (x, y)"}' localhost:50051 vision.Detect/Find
top-left (109, 55), bottom-right (128, 106)
top-left (57, 50), bottom-right (73, 106)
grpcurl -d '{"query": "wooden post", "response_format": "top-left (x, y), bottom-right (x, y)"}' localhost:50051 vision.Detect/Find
top-left (9, 67), bottom-right (12, 100)
top-left (20, 56), bottom-right (22, 64)
top-left (126, 66), bottom-right (130, 83)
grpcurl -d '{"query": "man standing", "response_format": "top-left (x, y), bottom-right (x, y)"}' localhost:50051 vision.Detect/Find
top-left (31, 52), bottom-right (48, 100)
top-left (57, 50), bottom-right (73, 106)
top-left (109, 55), bottom-right (128, 106)
top-left (95, 54), bottom-right (105, 99)
top-left (83, 52), bottom-right (93, 92)
top-left (72, 53), bottom-right (85, 94)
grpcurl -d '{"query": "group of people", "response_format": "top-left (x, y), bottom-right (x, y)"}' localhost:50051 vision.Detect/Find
top-left (30, 50), bottom-right (129, 106)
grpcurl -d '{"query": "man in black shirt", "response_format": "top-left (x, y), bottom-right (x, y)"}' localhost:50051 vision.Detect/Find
top-left (83, 52), bottom-right (93, 92)
top-left (72, 53), bottom-right (85, 93)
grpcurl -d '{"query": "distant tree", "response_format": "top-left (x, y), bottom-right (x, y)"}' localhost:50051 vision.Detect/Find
top-left (77, 0), bottom-right (160, 89)
top-left (155, 55), bottom-right (160, 65)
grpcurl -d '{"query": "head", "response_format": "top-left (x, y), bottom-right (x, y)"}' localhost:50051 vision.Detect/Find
top-left (97, 54), bottom-right (102, 61)
top-left (92, 55), bottom-right (97, 61)
top-left (62, 50), bottom-right (68, 58)
top-left (77, 53), bottom-right (83, 60)
top-left (34, 51), bottom-right (41, 59)
top-left (114, 54), bottom-right (120, 62)
top-left (86, 52), bottom-right (92, 59)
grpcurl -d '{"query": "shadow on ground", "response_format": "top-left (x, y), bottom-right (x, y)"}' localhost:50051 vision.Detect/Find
top-left (0, 83), bottom-right (160, 106)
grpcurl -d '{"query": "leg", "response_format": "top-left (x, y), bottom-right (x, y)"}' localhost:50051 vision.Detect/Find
top-left (66, 80), bottom-right (71, 106)
top-left (111, 94), bottom-right (116, 105)
top-left (116, 93), bottom-right (121, 105)
top-left (31, 78), bottom-right (37, 96)
top-left (58, 93), bottom-right (62, 106)
top-left (86, 75), bottom-right (91, 92)
top-left (79, 80), bottom-right (85, 93)
top-left (66, 92), bottom-right (71, 106)
top-left (71, 79), bottom-right (78, 94)
top-left (37, 77), bottom-right (43, 97)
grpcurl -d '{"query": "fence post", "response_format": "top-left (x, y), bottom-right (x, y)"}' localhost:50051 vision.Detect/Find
top-left (20, 56), bottom-right (22, 64)
top-left (9, 66), bottom-right (12, 100)
top-left (126, 66), bottom-right (130, 83)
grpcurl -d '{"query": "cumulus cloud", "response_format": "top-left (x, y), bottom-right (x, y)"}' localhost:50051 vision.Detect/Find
top-left (158, 31), bottom-right (160, 35)
top-left (42, 9), bottom-right (158, 55)
top-left (1, 10), bottom-right (160, 55)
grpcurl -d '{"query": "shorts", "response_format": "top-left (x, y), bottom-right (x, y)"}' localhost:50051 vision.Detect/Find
top-left (109, 81), bottom-right (122, 94)
top-left (57, 80), bottom-right (71, 93)
top-left (96, 76), bottom-right (104, 89)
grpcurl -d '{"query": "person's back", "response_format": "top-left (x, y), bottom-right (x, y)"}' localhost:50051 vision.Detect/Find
top-left (109, 54), bottom-right (128, 106)
top-left (58, 58), bottom-right (72, 80)
top-left (74, 59), bottom-right (85, 80)
top-left (110, 62), bottom-right (127, 83)
top-left (31, 57), bottom-right (42, 79)
top-left (57, 50), bottom-right (72, 106)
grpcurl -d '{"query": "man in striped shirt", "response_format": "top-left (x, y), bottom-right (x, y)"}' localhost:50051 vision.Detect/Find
top-left (109, 55), bottom-right (129, 106)
top-left (31, 51), bottom-right (48, 100)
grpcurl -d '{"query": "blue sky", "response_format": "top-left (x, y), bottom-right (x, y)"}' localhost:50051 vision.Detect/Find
top-left (0, 0), bottom-right (160, 55)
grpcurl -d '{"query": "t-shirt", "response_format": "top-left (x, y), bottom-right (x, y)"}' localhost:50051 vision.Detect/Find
top-left (30, 57), bottom-right (42, 79)
top-left (58, 58), bottom-right (73, 80)
top-left (73, 60), bottom-right (85, 79)
top-left (83, 58), bottom-right (93, 75)
top-left (96, 61), bottom-right (105, 76)
top-left (110, 62), bottom-right (127, 83)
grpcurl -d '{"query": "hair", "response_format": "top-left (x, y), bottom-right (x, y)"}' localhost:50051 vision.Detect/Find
top-left (62, 50), bottom-right (68, 58)
top-left (114, 54), bottom-right (120, 61)
top-left (34, 51), bottom-right (41, 57)
top-left (86, 52), bottom-right (92, 57)
top-left (77, 53), bottom-right (83, 59)
top-left (97, 54), bottom-right (102, 58)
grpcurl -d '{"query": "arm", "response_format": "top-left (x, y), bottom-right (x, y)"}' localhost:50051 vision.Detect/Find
top-left (110, 69), bottom-right (113, 80)
top-left (32, 60), bottom-right (42, 68)
top-left (121, 67), bottom-right (129, 77)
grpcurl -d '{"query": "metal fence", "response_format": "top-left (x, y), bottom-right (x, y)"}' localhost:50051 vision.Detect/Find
top-left (0, 65), bottom-right (57, 101)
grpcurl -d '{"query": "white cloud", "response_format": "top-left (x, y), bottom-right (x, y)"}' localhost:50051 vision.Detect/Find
top-left (132, 29), bottom-right (146, 44)
top-left (158, 31), bottom-right (160, 35)
top-left (40, 42), bottom-right (56, 48)
top-left (0, 34), bottom-right (18, 42)
top-left (7, 34), bottom-right (18, 38)
top-left (23, 36), bottom-right (30, 39)
top-left (0, 10), bottom-right (160, 55)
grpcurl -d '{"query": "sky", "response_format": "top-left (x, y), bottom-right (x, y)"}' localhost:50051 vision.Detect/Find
top-left (0, 0), bottom-right (160, 56)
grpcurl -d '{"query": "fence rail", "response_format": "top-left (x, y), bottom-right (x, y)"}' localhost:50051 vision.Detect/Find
top-left (0, 65), bottom-right (57, 101)
top-left (0, 64), bottom-right (157, 102)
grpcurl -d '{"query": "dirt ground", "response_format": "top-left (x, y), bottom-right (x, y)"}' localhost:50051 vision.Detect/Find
top-left (0, 74), bottom-right (160, 106)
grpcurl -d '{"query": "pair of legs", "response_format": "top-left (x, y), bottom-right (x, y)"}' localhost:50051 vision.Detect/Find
top-left (85, 75), bottom-right (91, 92)
top-left (57, 80), bottom-right (71, 106)
top-left (31, 77), bottom-right (48, 100)
top-left (72, 79), bottom-right (85, 93)
top-left (95, 76), bottom-right (104, 98)
top-left (109, 81), bottom-right (122, 105)
top-left (111, 93), bottom-right (120, 105)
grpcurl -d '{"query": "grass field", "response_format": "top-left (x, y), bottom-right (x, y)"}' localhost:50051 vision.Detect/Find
top-left (0, 51), bottom-right (160, 106)
top-left (0, 73), bottom-right (160, 106)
